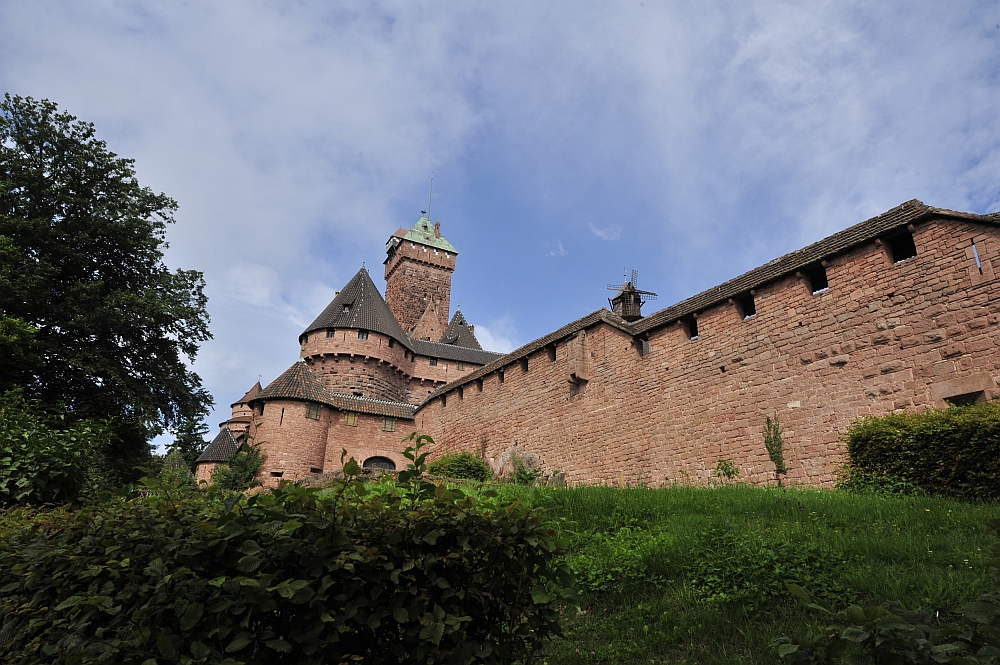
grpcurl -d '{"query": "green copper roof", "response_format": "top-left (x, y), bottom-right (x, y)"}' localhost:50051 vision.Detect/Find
top-left (401, 216), bottom-right (458, 253)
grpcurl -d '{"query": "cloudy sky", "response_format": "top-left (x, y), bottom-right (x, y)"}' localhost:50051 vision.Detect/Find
top-left (2, 1), bottom-right (999, 442)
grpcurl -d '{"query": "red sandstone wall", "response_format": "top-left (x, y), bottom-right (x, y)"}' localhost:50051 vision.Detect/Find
top-left (421, 216), bottom-right (1000, 488)
top-left (301, 329), bottom-right (482, 403)
top-left (195, 462), bottom-right (216, 485)
top-left (385, 242), bottom-right (455, 336)
top-left (323, 413), bottom-right (410, 472)
top-left (257, 399), bottom-right (331, 486)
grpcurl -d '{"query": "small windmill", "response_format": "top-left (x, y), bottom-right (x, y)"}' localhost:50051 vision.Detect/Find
top-left (608, 269), bottom-right (658, 322)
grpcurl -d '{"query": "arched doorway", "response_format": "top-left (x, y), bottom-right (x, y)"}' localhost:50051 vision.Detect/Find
top-left (363, 456), bottom-right (397, 471)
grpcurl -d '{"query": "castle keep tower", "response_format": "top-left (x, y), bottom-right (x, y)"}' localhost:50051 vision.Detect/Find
top-left (384, 216), bottom-right (457, 340)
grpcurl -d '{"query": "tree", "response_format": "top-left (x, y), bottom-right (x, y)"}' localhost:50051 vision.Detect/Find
top-left (167, 416), bottom-right (210, 471)
top-left (0, 94), bottom-right (212, 483)
top-left (211, 443), bottom-right (264, 492)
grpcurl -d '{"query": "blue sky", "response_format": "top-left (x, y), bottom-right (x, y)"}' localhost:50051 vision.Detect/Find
top-left (2, 2), bottom-right (999, 443)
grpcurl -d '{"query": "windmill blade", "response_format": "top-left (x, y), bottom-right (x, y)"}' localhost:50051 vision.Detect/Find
top-left (635, 289), bottom-right (658, 296)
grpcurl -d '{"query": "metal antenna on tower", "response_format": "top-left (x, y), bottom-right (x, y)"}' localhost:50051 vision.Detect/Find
top-left (426, 173), bottom-right (434, 220)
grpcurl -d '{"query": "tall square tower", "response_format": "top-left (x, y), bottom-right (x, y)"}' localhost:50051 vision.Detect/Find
top-left (384, 216), bottom-right (457, 341)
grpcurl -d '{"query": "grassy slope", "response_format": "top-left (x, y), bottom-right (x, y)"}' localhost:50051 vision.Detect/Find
top-left (511, 485), bottom-right (1000, 665)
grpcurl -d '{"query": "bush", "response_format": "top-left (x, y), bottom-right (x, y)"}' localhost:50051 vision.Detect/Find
top-left (0, 462), bottom-right (576, 664)
top-left (211, 442), bottom-right (264, 491)
top-left (428, 452), bottom-right (492, 481)
top-left (0, 390), bottom-right (109, 505)
top-left (842, 403), bottom-right (1000, 501)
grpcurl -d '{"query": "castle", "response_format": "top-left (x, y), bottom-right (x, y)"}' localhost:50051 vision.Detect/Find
top-left (197, 200), bottom-right (1000, 488)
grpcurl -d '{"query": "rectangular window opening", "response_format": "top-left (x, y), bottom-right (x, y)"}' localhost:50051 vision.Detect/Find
top-left (326, 329), bottom-right (336, 338)
top-left (805, 265), bottom-right (829, 294)
top-left (639, 338), bottom-right (651, 357)
top-left (498, 370), bottom-right (505, 384)
top-left (476, 378), bottom-right (484, 392)
top-left (886, 231), bottom-right (917, 263)
top-left (944, 391), bottom-right (987, 407)
top-left (683, 318), bottom-right (699, 340)
top-left (310, 467), bottom-right (323, 474)
top-left (457, 361), bottom-right (465, 370)
top-left (270, 471), bottom-right (284, 478)
top-left (457, 387), bottom-right (464, 400)
top-left (547, 346), bottom-right (556, 361)
top-left (382, 417), bottom-right (395, 432)
top-left (344, 413), bottom-right (358, 427)
top-left (441, 394), bottom-right (447, 408)
top-left (736, 293), bottom-right (756, 319)
top-left (519, 358), bottom-right (529, 373)
top-left (388, 338), bottom-right (395, 348)
top-left (972, 240), bottom-right (983, 274)
top-left (429, 358), bottom-right (438, 366)
top-left (358, 330), bottom-right (369, 340)
top-left (305, 403), bottom-right (320, 420)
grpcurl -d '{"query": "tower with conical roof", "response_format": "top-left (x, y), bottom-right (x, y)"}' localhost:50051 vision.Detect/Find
top-left (384, 216), bottom-right (458, 341)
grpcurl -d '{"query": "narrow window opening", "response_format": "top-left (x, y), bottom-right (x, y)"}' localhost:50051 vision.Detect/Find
top-left (519, 358), bottom-right (529, 373)
top-left (972, 240), bottom-right (983, 274)
top-left (429, 358), bottom-right (438, 366)
top-left (441, 394), bottom-right (447, 408)
top-left (310, 467), bottom-right (323, 474)
top-left (641, 339), bottom-right (651, 357)
top-left (886, 231), bottom-right (917, 263)
top-left (547, 346), bottom-right (556, 361)
top-left (343, 304), bottom-right (350, 313)
top-left (683, 318), bottom-right (699, 340)
top-left (388, 338), bottom-right (395, 348)
top-left (305, 403), bottom-right (320, 420)
top-left (270, 471), bottom-right (284, 478)
top-left (945, 391), bottom-right (987, 407)
top-left (457, 361), bottom-right (465, 370)
top-left (498, 370), bottom-right (505, 384)
top-left (279, 408), bottom-right (285, 426)
top-left (736, 293), bottom-right (756, 319)
top-left (326, 329), bottom-right (336, 338)
top-left (358, 330), bottom-right (369, 340)
top-left (457, 387), bottom-right (464, 400)
top-left (352, 391), bottom-right (363, 397)
top-left (720, 366), bottom-right (726, 373)
top-left (344, 413), bottom-right (358, 426)
top-left (805, 265), bottom-right (828, 294)
top-left (382, 417), bottom-right (395, 432)
top-left (476, 378), bottom-right (484, 392)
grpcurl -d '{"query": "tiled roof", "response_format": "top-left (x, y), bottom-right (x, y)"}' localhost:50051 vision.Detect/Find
top-left (253, 360), bottom-right (416, 419)
top-left (420, 201), bottom-right (1000, 407)
top-left (302, 268), bottom-right (410, 344)
top-left (196, 427), bottom-right (240, 464)
top-left (440, 310), bottom-right (483, 350)
top-left (408, 337), bottom-right (503, 365)
top-left (400, 215), bottom-right (458, 253)
top-left (231, 381), bottom-right (262, 407)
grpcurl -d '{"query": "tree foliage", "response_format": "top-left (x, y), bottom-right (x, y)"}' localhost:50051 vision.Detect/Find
top-left (211, 442), bottom-right (264, 492)
top-left (0, 466), bottom-right (577, 664)
top-left (0, 94), bottom-right (212, 480)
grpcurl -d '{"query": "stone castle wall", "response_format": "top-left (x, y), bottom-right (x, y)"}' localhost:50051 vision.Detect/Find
top-left (419, 216), bottom-right (1000, 487)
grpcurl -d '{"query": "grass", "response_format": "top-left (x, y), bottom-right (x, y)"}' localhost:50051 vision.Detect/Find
top-left (506, 484), bottom-right (1000, 665)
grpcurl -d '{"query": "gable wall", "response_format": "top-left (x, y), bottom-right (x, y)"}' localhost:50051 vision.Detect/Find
top-left (420, 216), bottom-right (1000, 487)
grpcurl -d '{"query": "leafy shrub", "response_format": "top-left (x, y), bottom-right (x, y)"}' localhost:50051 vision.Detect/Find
top-left (428, 452), bottom-right (492, 481)
top-left (843, 403), bottom-right (1000, 501)
top-left (765, 412), bottom-right (787, 476)
top-left (774, 518), bottom-right (1000, 664)
top-left (511, 453), bottom-right (543, 486)
top-left (0, 390), bottom-right (109, 505)
top-left (0, 453), bottom-right (576, 664)
top-left (211, 442), bottom-right (264, 491)
top-left (715, 458), bottom-right (740, 480)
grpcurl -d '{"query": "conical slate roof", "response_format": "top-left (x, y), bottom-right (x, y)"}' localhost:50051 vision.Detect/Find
top-left (230, 381), bottom-right (262, 407)
top-left (255, 360), bottom-right (332, 404)
top-left (440, 310), bottom-right (483, 350)
top-left (196, 427), bottom-right (240, 464)
top-left (302, 268), bottom-right (409, 343)
top-left (253, 360), bottom-right (417, 419)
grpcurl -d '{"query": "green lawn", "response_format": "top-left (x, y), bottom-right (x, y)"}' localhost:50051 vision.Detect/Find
top-left (510, 485), bottom-right (999, 664)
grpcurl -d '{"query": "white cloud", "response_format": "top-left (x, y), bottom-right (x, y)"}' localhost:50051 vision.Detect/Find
top-left (588, 223), bottom-right (622, 241)
top-left (547, 240), bottom-right (567, 256)
top-left (473, 318), bottom-right (519, 354)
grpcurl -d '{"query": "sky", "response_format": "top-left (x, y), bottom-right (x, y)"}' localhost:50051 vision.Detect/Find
top-left (2, 1), bottom-right (999, 446)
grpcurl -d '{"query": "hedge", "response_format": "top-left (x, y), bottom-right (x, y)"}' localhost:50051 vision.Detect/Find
top-left (428, 452), bottom-right (492, 482)
top-left (843, 402), bottom-right (1000, 501)
top-left (0, 469), bottom-right (576, 664)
